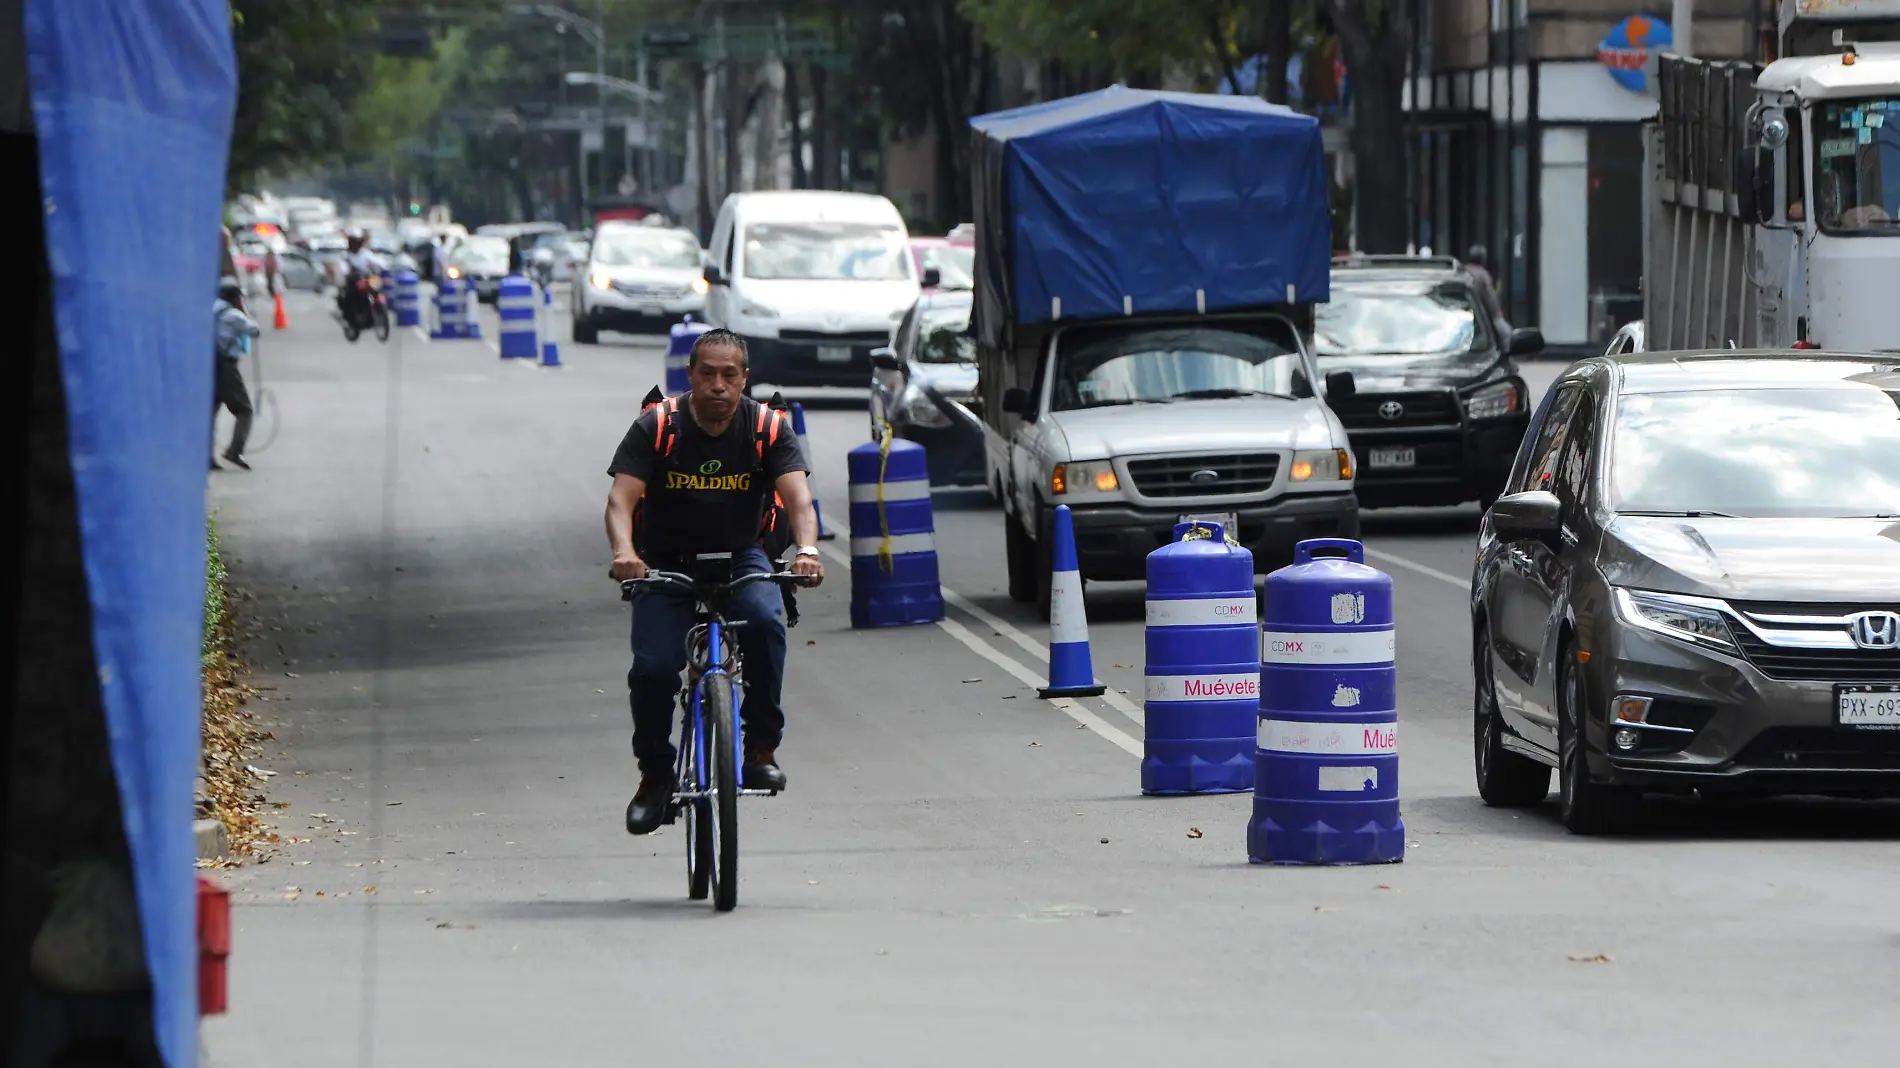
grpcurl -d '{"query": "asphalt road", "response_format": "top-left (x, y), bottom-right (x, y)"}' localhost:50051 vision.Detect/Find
top-left (203, 289), bottom-right (1900, 1067)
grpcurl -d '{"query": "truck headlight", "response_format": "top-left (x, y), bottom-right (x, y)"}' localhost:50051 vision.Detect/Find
top-left (898, 383), bottom-right (953, 429)
top-left (1464, 380), bottom-right (1523, 420)
top-left (1289, 448), bottom-right (1353, 482)
top-left (588, 272), bottom-right (612, 290)
top-left (690, 276), bottom-right (710, 295)
top-left (739, 298), bottom-right (779, 319)
top-left (1052, 460), bottom-right (1119, 497)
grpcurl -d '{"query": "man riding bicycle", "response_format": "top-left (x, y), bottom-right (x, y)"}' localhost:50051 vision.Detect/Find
top-left (604, 328), bottom-right (824, 835)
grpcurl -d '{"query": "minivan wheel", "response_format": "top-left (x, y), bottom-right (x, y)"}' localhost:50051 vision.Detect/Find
top-left (1474, 624), bottom-right (1550, 807)
top-left (1557, 645), bottom-right (1640, 835)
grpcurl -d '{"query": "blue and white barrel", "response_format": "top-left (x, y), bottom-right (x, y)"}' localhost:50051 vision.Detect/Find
top-left (460, 276), bottom-right (482, 339)
top-left (393, 269), bottom-right (421, 327)
top-left (666, 315), bottom-right (706, 394)
top-left (789, 402), bottom-right (833, 540)
top-left (846, 438), bottom-right (943, 629)
top-left (378, 266), bottom-right (396, 300)
top-left (538, 282), bottom-right (562, 367)
top-left (1142, 521), bottom-right (1258, 794)
top-left (431, 277), bottom-right (465, 340)
top-left (1249, 538), bottom-right (1402, 865)
top-left (497, 274), bottom-right (537, 359)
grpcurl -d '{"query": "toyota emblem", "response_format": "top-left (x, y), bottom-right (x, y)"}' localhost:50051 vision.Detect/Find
top-left (1377, 400), bottom-right (1405, 421)
top-left (1849, 611), bottom-right (1900, 650)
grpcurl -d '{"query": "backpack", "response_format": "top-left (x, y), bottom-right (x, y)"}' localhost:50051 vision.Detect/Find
top-left (632, 388), bottom-right (800, 626)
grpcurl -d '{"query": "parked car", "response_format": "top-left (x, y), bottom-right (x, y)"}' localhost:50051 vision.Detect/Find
top-left (703, 191), bottom-right (921, 392)
top-left (1316, 254), bottom-right (1541, 510)
top-left (909, 237), bottom-right (975, 293)
top-left (570, 222), bottom-right (707, 343)
top-left (277, 247), bottom-right (325, 292)
top-left (870, 290), bottom-right (984, 486)
top-left (1472, 350), bottom-right (1900, 833)
top-left (444, 234), bottom-right (512, 303)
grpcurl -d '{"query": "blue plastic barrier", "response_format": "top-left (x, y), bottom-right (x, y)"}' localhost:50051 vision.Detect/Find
top-left (846, 438), bottom-right (944, 628)
top-left (497, 274), bottom-right (537, 359)
top-left (431, 277), bottom-right (466, 340)
top-left (538, 282), bottom-right (562, 366)
top-left (393, 269), bottom-right (420, 327)
top-left (1040, 504), bottom-right (1106, 698)
top-left (461, 276), bottom-right (482, 339)
top-left (1142, 520), bottom-right (1258, 793)
top-left (666, 314), bottom-right (706, 394)
top-left (1249, 538), bottom-right (1403, 865)
top-left (789, 402), bottom-right (835, 540)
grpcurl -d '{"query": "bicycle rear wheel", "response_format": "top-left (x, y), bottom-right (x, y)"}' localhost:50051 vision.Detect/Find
top-left (682, 706), bottom-right (711, 901)
top-left (704, 675), bottom-right (740, 912)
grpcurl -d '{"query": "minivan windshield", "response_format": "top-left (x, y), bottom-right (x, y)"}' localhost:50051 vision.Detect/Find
top-left (1051, 322), bottom-right (1309, 412)
top-left (744, 222), bottom-right (910, 281)
top-left (1315, 279), bottom-right (1490, 357)
top-left (594, 230), bottom-right (701, 269)
top-left (1612, 387), bottom-right (1900, 517)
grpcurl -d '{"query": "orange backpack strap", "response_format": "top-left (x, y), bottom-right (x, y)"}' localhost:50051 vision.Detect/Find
top-left (654, 396), bottom-right (681, 457)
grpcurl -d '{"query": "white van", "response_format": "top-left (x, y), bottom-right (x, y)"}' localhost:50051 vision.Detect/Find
top-left (705, 191), bottom-right (923, 392)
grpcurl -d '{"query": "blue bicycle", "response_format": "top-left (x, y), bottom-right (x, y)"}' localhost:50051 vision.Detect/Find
top-left (622, 554), bottom-right (803, 911)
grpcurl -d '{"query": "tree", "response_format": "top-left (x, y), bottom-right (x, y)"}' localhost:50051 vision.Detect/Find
top-left (227, 0), bottom-right (383, 189)
top-left (1323, 0), bottom-right (1409, 252)
top-left (960, 0), bottom-right (1256, 92)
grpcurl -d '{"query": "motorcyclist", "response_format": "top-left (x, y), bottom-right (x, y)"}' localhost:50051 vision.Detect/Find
top-left (337, 233), bottom-right (384, 324)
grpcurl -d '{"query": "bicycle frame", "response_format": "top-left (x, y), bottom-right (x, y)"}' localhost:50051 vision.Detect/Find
top-left (670, 605), bottom-right (776, 804)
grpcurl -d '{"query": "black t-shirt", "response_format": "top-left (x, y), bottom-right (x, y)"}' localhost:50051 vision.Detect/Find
top-left (608, 396), bottom-right (807, 558)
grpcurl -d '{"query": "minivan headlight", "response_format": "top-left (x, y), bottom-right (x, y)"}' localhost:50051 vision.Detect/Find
top-left (1612, 588), bottom-right (1740, 654)
top-left (1464, 380), bottom-right (1524, 420)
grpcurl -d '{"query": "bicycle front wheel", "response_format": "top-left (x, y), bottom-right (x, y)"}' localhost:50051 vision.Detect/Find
top-left (704, 675), bottom-right (740, 912)
top-left (683, 709), bottom-right (711, 901)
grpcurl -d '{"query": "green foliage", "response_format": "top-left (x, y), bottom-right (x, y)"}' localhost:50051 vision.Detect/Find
top-left (960, 0), bottom-right (1256, 90)
top-left (203, 518), bottom-right (227, 665)
top-left (227, 0), bottom-right (384, 188)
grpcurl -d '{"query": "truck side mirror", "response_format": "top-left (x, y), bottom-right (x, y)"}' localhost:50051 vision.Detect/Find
top-left (1323, 370), bottom-right (1356, 398)
top-left (870, 347), bottom-right (902, 372)
top-left (1507, 327), bottom-right (1545, 355)
top-left (1746, 146), bottom-right (1772, 225)
top-left (921, 267), bottom-right (942, 288)
top-left (703, 264), bottom-right (726, 286)
top-left (1001, 387), bottom-right (1032, 415)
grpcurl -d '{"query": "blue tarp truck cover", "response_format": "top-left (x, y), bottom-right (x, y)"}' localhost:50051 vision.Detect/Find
top-left (25, 1), bottom-right (237, 1064)
top-left (969, 86), bottom-right (1331, 351)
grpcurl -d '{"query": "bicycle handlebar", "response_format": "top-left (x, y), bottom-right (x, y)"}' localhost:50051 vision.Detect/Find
top-left (619, 569), bottom-right (809, 602)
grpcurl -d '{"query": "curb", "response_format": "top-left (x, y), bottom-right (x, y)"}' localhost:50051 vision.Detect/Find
top-left (194, 818), bottom-right (229, 861)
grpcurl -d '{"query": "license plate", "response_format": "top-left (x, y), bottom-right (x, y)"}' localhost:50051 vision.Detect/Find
top-left (1837, 684), bottom-right (1900, 729)
top-left (1369, 446), bottom-right (1416, 469)
top-left (1178, 512), bottom-right (1239, 544)
top-left (816, 345), bottom-right (851, 364)
top-left (638, 304), bottom-right (665, 317)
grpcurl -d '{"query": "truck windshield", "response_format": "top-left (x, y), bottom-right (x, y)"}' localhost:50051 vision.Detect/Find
top-left (743, 222), bottom-right (911, 280)
top-left (1814, 97), bottom-right (1900, 233)
top-left (1314, 279), bottom-right (1490, 356)
top-left (1050, 322), bottom-right (1308, 411)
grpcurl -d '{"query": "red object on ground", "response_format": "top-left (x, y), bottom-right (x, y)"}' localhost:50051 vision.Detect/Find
top-left (272, 291), bottom-right (288, 330)
top-left (197, 876), bottom-right (230, 1015)
top-left (1791, 339), bottom-right (1821, 349)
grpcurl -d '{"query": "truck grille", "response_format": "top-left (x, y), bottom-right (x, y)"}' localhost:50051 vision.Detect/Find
top-left (1728, 601), bottom-right (1900, 682)
top-left (1126, 453), bottom-right (1280, 498)
top-left (611, 281), bottom-right (691, 300)
top-left (1331, 391), bottom-right (1460, 429)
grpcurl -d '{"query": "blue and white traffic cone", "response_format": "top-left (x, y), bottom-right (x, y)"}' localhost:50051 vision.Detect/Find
top-left (790, 401), bottom-right (837, 541)
top-left (538, 282), bottom-right (562, 367)
top-left (1039, 504), bottom-right (1106, 698)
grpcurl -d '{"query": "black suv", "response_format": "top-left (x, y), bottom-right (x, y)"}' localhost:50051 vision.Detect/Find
top-left (1318, 255), bottom-right (1541, 509)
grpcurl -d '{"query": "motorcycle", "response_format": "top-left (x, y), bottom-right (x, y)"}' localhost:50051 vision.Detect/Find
top-left (337, 274), bottom-right (391, 343)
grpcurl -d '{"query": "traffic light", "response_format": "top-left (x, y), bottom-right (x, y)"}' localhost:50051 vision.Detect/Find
top-left (408, 199), bottom-right (422, 216)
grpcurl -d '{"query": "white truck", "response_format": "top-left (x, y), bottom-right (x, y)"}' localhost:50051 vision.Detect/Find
top-left (1647, 0), bottom-right (1900, 350)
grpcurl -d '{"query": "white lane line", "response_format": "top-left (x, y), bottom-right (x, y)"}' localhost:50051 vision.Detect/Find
top-left (814, 540), bottom-right (1142, 754)
top-left (1361, 546), bottom-right (1472, 593)
top-left (936, 616), bottom-right (1142, 758)
top-left (410, 326), bottom-right (429, 344)
top-left (938, 587), bottom-right (1144, 728)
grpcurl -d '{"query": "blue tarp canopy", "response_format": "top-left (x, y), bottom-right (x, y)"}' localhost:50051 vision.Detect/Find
top-left (25, 2), bottom-right (237, 1064)
top-left (970, 86), bottom-right (1331, 351)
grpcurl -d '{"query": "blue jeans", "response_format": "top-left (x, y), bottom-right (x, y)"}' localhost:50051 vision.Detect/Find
top-left (628, 546), bottom-right (788, 775)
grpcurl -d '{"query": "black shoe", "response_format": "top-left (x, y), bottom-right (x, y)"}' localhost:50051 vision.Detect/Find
top-left (223, 451), bottom-right (251, 471)
top-left (624, 771), bottom-right (675, 835)
top-left (743, 747), bottom-right (787, 792)
top-left (209, 459), bottom-right (223, 471)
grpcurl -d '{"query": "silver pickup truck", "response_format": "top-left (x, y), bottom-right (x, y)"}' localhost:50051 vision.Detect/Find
top-left (983, 310), bottom-right (1361, 618)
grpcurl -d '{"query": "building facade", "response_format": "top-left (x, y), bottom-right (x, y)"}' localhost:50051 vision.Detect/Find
top-left (1408, 0), bottom-right (1772, 350)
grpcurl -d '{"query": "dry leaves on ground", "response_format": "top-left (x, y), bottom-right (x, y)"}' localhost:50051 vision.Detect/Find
top-left (200, 570), bottom-right (278, 863)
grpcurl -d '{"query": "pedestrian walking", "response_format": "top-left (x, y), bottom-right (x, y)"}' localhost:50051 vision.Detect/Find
top-left (212, 278), bottom-right (259, 471)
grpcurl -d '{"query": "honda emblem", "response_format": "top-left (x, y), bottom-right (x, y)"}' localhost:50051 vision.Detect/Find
top-left (1849, 611), bottom-right (1900, 650)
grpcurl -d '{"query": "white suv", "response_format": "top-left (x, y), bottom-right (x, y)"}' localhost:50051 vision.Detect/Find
top-left (571, 222), bottom-right (709, 343)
